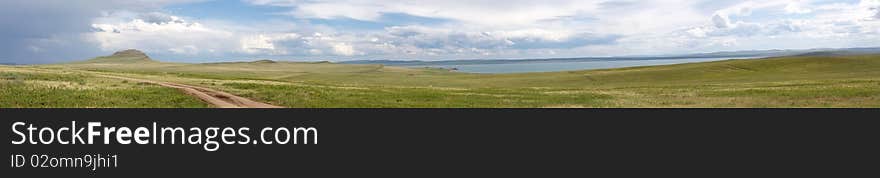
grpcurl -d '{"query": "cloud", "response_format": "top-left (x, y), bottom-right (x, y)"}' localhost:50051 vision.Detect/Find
top-left (331, 43), bottom-right (357, 56)
top-left (784, 1), bottom-right (813, 14)
top-left (87, 9), bottom-right (623, 61)
top-left (138, 12), bottom-right (186, 24)
top-left (0, 0), bottom-right (207, 63)
top-left (90, 12), bottom-right (237, 57)
top-left (691, 1), bottom-right (876, 37)
top-left (245, 0), bottom-right (602, 27)
top-left (869, 0), bottom-right (880, 19)
top-left (240, 35), bottom-right (279, 54)
top-left (375, 25), bottom-right (620, 57)
top-left (712, 14), bottom-right (732, 28)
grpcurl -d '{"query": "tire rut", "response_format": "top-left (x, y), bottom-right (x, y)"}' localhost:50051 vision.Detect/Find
top-left (98, 75), bottom-right (282, 108)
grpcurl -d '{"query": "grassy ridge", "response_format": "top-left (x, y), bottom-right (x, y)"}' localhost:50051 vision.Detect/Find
top-left (6, 54), bottom-right (880, 107)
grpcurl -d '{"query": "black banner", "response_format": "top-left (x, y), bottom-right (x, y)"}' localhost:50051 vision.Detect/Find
top-left (2, 109), bottom-right (876, 177)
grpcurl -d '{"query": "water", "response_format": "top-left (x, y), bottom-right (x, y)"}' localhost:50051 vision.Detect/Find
top-left (408, 57), bottom-right (752, 74)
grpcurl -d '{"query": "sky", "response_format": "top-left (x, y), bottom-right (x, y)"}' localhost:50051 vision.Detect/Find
top-left (1, 0), bottom-right (879, 64)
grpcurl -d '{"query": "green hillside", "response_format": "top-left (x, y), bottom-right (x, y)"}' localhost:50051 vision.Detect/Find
top-left (77, 49), bottom-right (157, 64)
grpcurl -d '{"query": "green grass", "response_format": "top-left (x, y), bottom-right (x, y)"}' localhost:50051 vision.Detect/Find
top-left (221, 82), bottom-right (611, 108)
top-left (5, 54), bottom-right (880, 108)
top-left (0, 68), bottom-right (209, 108)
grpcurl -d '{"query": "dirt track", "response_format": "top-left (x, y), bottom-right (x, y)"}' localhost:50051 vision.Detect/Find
top-left (99, 75), bottom-right (282, 108)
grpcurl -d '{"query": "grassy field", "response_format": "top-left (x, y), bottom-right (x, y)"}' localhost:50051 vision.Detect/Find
top-left (0, 66), bottom-right (208, 108)
top-left (3, 53), bottom-right (880, 108)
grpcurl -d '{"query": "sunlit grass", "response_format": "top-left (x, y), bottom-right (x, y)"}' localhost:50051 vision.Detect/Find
top-left (0, 70), bottom-right (208, 108)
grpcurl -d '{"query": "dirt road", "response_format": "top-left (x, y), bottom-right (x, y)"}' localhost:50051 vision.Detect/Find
top-left (99, 75), bottom-right (282, 108)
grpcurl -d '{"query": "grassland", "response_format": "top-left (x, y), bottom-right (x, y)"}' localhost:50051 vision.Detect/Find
top-left (0, 66), bottom-right (208, 108)
top-left (3, 53), bottom-right (880, 108)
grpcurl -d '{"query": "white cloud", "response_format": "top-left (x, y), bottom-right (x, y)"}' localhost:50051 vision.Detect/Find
top-left (784, 1), bottom-right (813, 14)
top-left (169, 45), bottom-right (199, 55)
top-left (246, 0), bottom-right (601, 27)
top-left (90, 13), bottom-right (237, 56)
top-left (657, 0), bottom-right (880, 52)
top-left (331, 43), bottom-right (357, 56)
top-left (241, 35), bottom-right (278, 54)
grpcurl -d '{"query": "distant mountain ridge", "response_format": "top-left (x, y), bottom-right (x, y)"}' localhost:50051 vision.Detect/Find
top-left (343, 47), bottom-right (880, 66)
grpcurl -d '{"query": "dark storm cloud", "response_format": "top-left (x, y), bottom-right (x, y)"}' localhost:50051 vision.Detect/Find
top-left (0, 1), bottom-right (106, 63)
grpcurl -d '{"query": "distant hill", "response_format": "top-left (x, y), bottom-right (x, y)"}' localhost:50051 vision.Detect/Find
top-left (252, 59), bottom-right (277, 64)
top-left (343, 47), bottom-right (880, 66)
top-left (790, 47), bottom-right (880, 57)
top-left (78, 49), bottom-right (156, 64)
top-left (681, 47), bottom-right (880, 58)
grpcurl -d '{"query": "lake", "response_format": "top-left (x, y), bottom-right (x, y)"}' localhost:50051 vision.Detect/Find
top-left (407, 57), bottom-right (754, 73)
